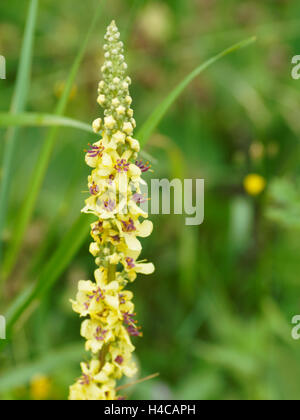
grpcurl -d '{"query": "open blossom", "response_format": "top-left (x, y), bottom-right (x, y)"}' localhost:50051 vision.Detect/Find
top-left (69, 20), bottom-right (154, 401)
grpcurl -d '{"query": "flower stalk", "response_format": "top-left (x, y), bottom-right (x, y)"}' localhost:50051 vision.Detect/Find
top-left (69, 20), bottom-right (154, 401)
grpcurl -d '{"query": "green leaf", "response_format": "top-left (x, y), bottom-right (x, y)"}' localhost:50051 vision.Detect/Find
top-left (0, 343), bottom-right (84, 393)
top-left (0, 0), bottom-right (39, 268)
top-left (1, 1), bottom-right (106, 282)
top-left (266, 178), bottom-right (300, 229)
top-left (0, 112), bottom-right (94, 133)
top-left (137, 36), bottom-right (257, 147)
top-left (195, 342), bottom-right (259, 377)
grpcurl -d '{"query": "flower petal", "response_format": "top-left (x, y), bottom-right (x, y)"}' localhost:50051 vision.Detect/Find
top-left (125, 234), bottom-right (142, 252)
top-left (138, 220), bottom-right (153, 238)
top-left (136, 263), bottom-right (155, 275)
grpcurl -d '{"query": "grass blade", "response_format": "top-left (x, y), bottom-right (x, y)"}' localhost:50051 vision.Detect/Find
top-left (0, 112), bottom-right (94, 133)
top-left (0, 0), bottom-right (39, 268)
top-left (0, 111), bottom-right (156, 161)
top-left (137, 36), bottom-right (257, 147)
top-left (1, 1), bottom-right (105, 282)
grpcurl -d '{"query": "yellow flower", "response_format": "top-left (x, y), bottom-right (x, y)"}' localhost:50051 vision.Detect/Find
top-left (81, 319), bottom-right (115, 353)
top-left (69, 361), bottom-right (116, 401)
top-left (115, 217), bottom-right (153, 252)
top-left (243, 174), bottom-right (266, 196)
top-left (30, 374), bottom-right (51, 400)
top-left (110, 340), bottom-right (137, 379)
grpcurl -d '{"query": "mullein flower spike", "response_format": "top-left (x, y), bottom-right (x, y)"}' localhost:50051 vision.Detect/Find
top-left (69, 21), bottom-right (154, 401)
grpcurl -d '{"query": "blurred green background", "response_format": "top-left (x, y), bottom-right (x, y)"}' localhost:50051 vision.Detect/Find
top-left (1, 0), bottom-right (300, 400)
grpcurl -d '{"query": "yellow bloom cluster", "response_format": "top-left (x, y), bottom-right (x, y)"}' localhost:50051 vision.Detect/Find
top-left (69, 21), bottom-right (154, 401)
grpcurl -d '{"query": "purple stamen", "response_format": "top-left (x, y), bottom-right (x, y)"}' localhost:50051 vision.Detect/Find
top-left (125, 257), bottom-right (135, 269)
top-left (112, 234), bottom-right (120, 242)
top-left (127, 325), bottom-right (142, 337)
top-left (115, 355), bottom-right (124, 365)
top-left (123, 312), bottom-right (136, 325)
top-left (123, 311), bottom-right (142, 337)
top-left (95, 326), bottom-right (108, 341)
top-left (135, 160), bottom-right (151, 173)
top-left (89, 182), bottom-right (99, 196)
top-left (92, 221), bottom-right (103, 234)
top-left (103, 199), bottom-right (116, 212)
top-left (88, 287), bottom-right (105, 302)
top-left (80, 374), bottom-right (90, 386)
top-left (121, 218), bottom-right (136, 233)
top-left (114, 159), bottom-right (130, 173)
top-left (86, 143), bottom-right (104, 158)
top-left (119, 294), bottom-right (126, 305)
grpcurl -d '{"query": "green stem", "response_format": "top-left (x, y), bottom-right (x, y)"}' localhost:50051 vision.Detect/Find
top-left (99, 344), bottom-right (109, 370)
top-left (108, 263), bottom-right (116, 283)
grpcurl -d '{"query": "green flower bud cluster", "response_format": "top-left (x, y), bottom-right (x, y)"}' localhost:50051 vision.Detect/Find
top-left (97, 20), bottom-right (136, 138)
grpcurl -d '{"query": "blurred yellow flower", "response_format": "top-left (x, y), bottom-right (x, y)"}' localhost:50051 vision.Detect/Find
top-left (137, 3), bottom-right (173, 44)
top-left (30, 374), bottom-right (51, 400)
top-left (244, 174), bottom-right (266, 196)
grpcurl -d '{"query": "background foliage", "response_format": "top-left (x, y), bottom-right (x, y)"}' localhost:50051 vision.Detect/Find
top-left (1, 0), bottom-right (300, 400)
